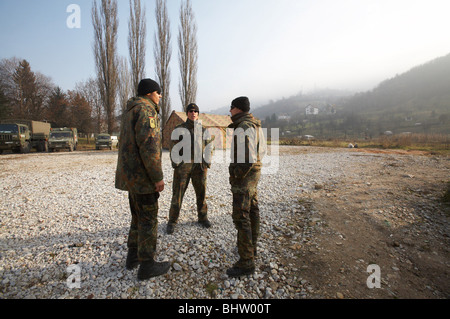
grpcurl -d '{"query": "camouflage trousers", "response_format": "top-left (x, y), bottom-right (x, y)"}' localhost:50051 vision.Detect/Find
top-left (127, 192), bottom-right (159, 262)
top-left (168, 163), bottom-right (208, 224)
top-left (230, 167), bottom-right (261, 269)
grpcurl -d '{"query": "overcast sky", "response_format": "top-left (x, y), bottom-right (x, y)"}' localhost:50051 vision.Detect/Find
top-left (1, 0), bottom-right (449, 112)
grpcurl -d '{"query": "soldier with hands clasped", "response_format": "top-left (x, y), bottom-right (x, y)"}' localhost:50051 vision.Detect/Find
top-left (115, 79), bottom-right (170, 280)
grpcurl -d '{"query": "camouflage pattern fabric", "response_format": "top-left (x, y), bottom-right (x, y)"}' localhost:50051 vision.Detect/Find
top-left (230, 169), bottom-right (261, 268)
top-left (168, 119), bottom-right (213, 224)
top-left (115, 95), bottom-right (163, 263)
top-left (115, 96), bottom-right (163, 194)
top-left (168, 163), bottom-right (208, 224)
top-left (228, 112), bottom-right (265, 269)
top-left (127, 192), bottom-right (159, 262)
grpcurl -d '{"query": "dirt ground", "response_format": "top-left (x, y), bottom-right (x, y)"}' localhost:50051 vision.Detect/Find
top-left (279, 147), bottom-right (449, 299)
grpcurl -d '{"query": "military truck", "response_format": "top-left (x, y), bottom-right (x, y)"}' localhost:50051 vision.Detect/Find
top-left (0, 119), bottom-right (50, 154)
top-left (48, 127), bottom-right (78, 152)
top-left (95, 133), bottom-right (112, 150)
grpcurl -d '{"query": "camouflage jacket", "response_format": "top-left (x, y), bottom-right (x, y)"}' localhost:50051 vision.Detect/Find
top-left (115, 96), bottom-right (163, 194)
top-left (228, 112), bottom-right (266, 179)
top-left (169, 119), bottom-right (214, 169)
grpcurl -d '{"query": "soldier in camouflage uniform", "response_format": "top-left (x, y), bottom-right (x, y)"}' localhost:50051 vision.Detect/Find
top-left (167, 103), bottom-right (214, 234)
top-left (226, 96), bottom-right (266, 278)
top-left (115, 79), bottom-right (170, 280)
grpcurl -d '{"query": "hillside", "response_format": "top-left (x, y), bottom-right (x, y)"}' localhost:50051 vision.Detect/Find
top-left (344, 53), bottom-right (450, 116)
top-left (252, 89), bottom-right (352, 120)
top-left (243, 53), bottom-right (450, 139)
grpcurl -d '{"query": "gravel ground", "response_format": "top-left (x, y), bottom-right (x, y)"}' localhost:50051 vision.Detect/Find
top-left (0, 146), bottom-right (446, 299)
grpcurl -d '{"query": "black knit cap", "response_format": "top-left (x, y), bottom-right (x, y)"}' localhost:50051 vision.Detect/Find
top-left (186, 103), bottom-right (200, 114)
top-left (137, 79), bottom-right (161, 96)
top-left (231, 96), bottom-right (250, 112)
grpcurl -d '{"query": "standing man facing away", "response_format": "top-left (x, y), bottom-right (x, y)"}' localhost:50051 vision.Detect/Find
top-left (167, 103), bottom-right (214, 234)
top-left (115, 78), bottom-right (170, 280)
top-left (227, 96), bottom-right (266, 278)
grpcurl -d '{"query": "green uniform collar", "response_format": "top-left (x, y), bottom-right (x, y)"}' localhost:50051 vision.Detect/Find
top-left (142, 96), bottom-right (160, 114)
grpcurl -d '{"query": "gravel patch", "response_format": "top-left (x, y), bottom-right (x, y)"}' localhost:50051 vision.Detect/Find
top-left (0, 146), bottom-right (378, 299)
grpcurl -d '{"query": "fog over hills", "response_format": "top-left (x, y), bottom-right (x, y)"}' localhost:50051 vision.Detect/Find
top-left (211, 53), bottom-right (450, 122)
top-left (209, 53), bottom-right (450, 138)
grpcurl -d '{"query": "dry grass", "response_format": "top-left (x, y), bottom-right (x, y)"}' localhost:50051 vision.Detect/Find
top-left (279, 133), bottom-right (450, 155)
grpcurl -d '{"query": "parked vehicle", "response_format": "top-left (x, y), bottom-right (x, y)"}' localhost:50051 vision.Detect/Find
top-left (0, 119), bottom-right (50, 154)
top-left (48, 127), bottom-right (78, 152)
top-left (95, 133), bottom-right (112, 150)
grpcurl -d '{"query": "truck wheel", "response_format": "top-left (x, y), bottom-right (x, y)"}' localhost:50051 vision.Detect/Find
top-left (21, 142), bottom-right (31, 153)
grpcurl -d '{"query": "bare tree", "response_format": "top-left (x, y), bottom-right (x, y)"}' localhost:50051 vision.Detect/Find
top-left (92, 0), bottom-right (119, 134)
top-left (128, 0), bottom-right (146, 94)
top-left (154, 0), bottom-right (172, 128)
top-left (118, 56), bottom-right (133, 114)
top-left (178, 0), bottom-right (198, 111)
top-left (75, 78), bottom-right (104, 134)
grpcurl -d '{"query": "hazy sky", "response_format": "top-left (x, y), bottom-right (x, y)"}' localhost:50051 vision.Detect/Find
top-left (1, 0), bottom-right (449, 112)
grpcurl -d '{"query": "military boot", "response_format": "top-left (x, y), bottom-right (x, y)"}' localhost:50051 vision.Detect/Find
top-left (226, 264), bottom-right (255, 278)
top-left (198, 219), bottom-right (211, 228)
top-left (125, 248), bottom-right (139, 270)
top-left (137, 260), bottom-right (170, 280)
top-left (166, 223), bottom-right (175, 234)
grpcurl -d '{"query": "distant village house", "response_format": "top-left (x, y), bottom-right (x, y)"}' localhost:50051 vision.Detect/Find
top-left (305, 104), bottom-right (319, 115)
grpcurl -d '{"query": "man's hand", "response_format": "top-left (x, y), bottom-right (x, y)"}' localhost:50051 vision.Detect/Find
top-left (155, 180), bottom-right (165, 192)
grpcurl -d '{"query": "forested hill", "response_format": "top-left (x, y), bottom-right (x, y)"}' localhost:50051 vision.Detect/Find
top-left (343, 53), bottom-right (450, 115)
top-left (210, 53), bottom-right (450, 137)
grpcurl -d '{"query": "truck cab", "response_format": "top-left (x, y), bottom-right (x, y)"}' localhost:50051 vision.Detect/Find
top-left (0, 119), bottom-right (50, 154)
top-left (48, 129), bottom-right (75, 152)
top-left (0, 123), bottom-right (31, 153)
top-left (95, 133), bottom-right (112, 150)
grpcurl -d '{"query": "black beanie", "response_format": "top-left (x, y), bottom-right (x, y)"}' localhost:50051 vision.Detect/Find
top-left (186, 103), bottom-right (200, 114)
top-left (231, 96), bottom-right (250, 112)
top-left (137, 79), bottom-right (161, 96)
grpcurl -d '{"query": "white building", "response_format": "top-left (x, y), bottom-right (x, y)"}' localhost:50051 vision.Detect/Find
top-left (305, 104), bottom-right (319, 115)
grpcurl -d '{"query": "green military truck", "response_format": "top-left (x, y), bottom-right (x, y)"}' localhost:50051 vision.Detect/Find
top-left (95, 133), bottom-right (112, 150)
top-left (0, 119), bottom-right (50, 154)
top-left (48, 127), bottom-right (78, 152)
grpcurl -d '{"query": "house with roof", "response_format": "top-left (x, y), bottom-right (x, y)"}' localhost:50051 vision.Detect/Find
top-left (305, 104), bottom-right (319, 115)
top-left (162, 111), bottom-right (232, 150)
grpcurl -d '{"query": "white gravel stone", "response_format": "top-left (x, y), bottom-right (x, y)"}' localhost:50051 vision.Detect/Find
top-left (0, 147), bottom-right (379, 299)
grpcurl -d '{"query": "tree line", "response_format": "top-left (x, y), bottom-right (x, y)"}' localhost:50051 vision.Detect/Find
top-left (0, 0), bottom-right (198, 135)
